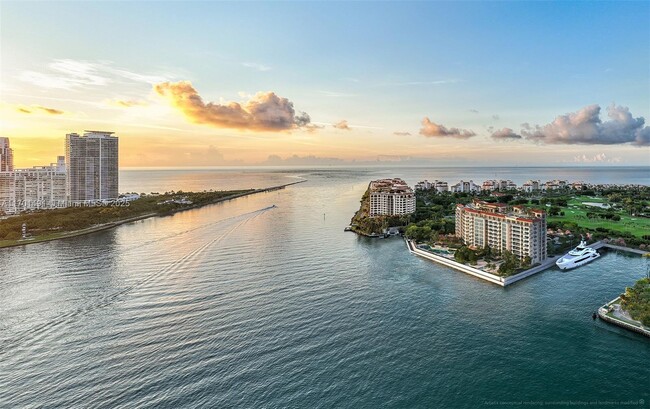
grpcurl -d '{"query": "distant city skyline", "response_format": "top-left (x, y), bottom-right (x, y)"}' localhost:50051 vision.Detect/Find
top-left (1, 1), bottom-right (649, 167)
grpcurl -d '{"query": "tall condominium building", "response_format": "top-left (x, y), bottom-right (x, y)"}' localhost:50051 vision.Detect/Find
top-left (0, 156), bottom-right (67, 214)
top-left (66, 131), bottom-right (118, 202)
top-left (455, 199), bottom-right (547, 264)
top-left (369, 178), bottom-right (416, 217)
top-left (0, 137), bottom-right (14, 171)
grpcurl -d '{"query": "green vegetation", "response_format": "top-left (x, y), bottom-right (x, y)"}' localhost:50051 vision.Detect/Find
top-left (620, 277), bottom-right (650, 327)
top-left (547, 195), bottom-right (650, 239)
top-left (350, 188), bottom-right (410, 235)
top-left (0, 189), bottom-right (252, 247)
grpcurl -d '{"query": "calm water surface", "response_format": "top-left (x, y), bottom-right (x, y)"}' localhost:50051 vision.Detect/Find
top-left (1, 167), bottom-right (649, 408)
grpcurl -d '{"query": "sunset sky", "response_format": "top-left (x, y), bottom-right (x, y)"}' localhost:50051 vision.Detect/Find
top-left (1, 1), bottom-right (649, 168)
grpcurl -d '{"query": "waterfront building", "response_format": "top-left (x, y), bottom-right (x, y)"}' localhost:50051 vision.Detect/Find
top-left (543, 180), bottom-right (568, 191)
top-left (0, 137), bottom-right (14, 172)
top-left (450, 180), bottom-right (480, 193)
top-left (482, 180), bottom-right (498, 191)
top-left (0, 156), bottom-right (67, 214)
top-left (521, 180), bottom-right (541, 192)
top-left (415, 180), bottom-right (448, 193)
top-left (415, 180), bottom-right (432, 190)
top-left (482, 180), bottom-right (517, 192)
top-left (369, 178), bottom-right (416, 217)
top-left (455, 199), bottom-right (547, 264)
top-left (66, 131), bottom-right (119, 202)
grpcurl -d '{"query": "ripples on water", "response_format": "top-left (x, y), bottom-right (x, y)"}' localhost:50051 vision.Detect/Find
top-left (1, 168), bottom-right (649, 408)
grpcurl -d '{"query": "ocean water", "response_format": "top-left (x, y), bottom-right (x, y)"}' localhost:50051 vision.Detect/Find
top-left (1, 168), bottom-right (649, 408)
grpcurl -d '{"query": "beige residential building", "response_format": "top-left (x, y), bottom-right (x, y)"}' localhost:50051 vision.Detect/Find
top-left (369, 178), bottom-right (416, 217)
top-left (455, 199), bottom-right (547, 264)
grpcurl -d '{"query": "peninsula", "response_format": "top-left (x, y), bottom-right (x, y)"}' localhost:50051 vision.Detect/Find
top-left (0, 180), bottom-right (305, 249)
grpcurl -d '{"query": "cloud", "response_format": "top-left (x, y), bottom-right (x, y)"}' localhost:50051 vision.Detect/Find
top-left (108, 99), bottom-right (149, 108)
top-left (16, 105), bottom-right (65, 115)
top-left (154, 81), bottom-right (311, 132)
top-left (393, 131), bottom-right (412, 136)
top-left (522, 104), bottom-right (649, 146)
top-left (379, 79), bottom-right (460, 87)
top-left (19, 59), bottom-right (171, 89)
top-left (242, 62), bottom-right (272, 72)
top-left (317, 90), bottom-right (357, 97)
top-left (469, 109), bottom-right (479, 114)
top-left (572, 153), bottom-right (621, 163)
top-left (333, 120), bottom-right (351, 130)
top-left (20, 60), bottom-right (109, 89)
top-left (491, 127), bottom-right (522, 140)
top-left (419, 117), bottom-right (476, 139)
top-left (492, 114), bottom-right (500, 121)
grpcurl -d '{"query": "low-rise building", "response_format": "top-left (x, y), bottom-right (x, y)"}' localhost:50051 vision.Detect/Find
top-left (369, 178), bottom-right (416, 217)
top-left (455, 199), bottom-right (547, 264)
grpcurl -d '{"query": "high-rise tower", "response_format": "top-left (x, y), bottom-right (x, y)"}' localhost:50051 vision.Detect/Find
top-left (65, 131), bottom-right (118, 202)
top-left (0, 137), bottom-right (14, 171)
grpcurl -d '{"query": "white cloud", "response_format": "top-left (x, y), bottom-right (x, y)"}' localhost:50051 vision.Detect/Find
top-left (242, 62), bottom-right (272, 72)
top-left (19, 59), bottom-right (173, 90)
top-left (522, 104), bottom-right (649, 146)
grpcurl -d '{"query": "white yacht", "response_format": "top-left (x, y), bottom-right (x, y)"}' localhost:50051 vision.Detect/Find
top-left (556, 239), bottom-right (600, 270)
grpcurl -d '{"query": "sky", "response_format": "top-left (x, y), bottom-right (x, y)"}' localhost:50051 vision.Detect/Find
top-left (1, 1), bottom-right (649, 168)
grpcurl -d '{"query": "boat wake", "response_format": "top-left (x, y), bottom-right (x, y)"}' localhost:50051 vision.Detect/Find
top-left (0, 205), bottom-right (276, 358)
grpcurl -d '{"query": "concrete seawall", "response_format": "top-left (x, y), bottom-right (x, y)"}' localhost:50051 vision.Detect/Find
top-left (598, 298), bottom-right (650, 338)
top-left (406, 239), bottom-right (506, 286)
top-left (406, 239), bottom-right (562, 287)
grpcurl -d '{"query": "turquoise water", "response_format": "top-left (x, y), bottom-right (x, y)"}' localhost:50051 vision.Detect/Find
top-left (1, 168), bottom-right (649, 408)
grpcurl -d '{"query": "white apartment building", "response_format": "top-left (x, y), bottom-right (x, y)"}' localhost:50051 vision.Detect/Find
top-left (369, 178), bottom-right (416, 217)
top-left (521, 180), bottom-right (541, 192)
top-left (415, 180), bottom-right (448, 193)
top-left (483, 179), bottom-right (517, 191)
top-left (450, 180), bottom-right (481, 193)
top-left (0, 156), bottom-right (67, 214)
top-left (66, 131), bottom-right (119, 202)
top-left (543, 180), bottom-right (568, 191)
top-left (455, 199), bottom-right (547, 264)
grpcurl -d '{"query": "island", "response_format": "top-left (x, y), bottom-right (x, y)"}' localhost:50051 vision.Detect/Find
top-left (352, 177), bottom-right (650, 289)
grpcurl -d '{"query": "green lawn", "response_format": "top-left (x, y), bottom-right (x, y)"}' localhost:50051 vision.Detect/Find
top-left (548, 196), bottom-right (650, 238)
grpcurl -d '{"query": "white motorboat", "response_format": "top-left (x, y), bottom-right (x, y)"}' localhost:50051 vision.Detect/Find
top-left (556, 239), bottom-right (600, 270)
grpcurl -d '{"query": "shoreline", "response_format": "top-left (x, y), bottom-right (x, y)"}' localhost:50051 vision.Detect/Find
top-left (407, 238), bottom-right (648, 287)
top-left (598, 297), bottom-right (650, 338)
top-left (0, 180), bottom-right (306, 250)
